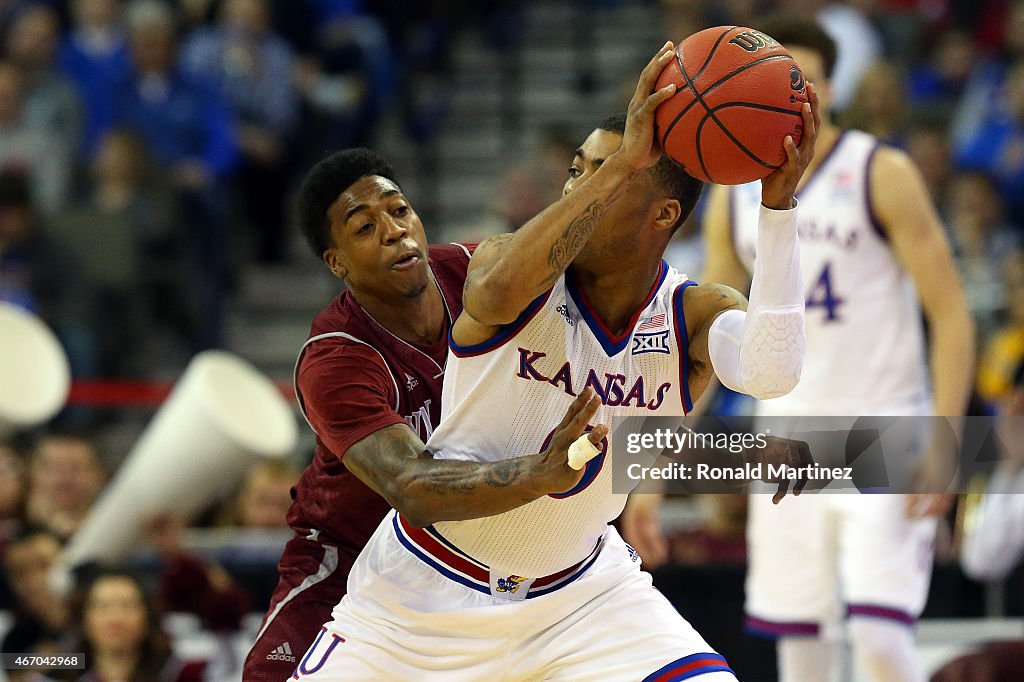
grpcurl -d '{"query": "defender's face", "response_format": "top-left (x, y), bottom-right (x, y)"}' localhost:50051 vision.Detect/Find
top-left (324, 175), bottom-right (430, 298)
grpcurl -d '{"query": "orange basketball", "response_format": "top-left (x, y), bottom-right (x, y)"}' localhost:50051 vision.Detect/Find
top-left (654, 26), bottom-right (808, 185)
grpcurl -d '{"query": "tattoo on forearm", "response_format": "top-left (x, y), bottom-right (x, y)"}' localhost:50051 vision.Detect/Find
top-left (545, 173), bottom-right (636, 281)
top-left (485, 458), bottom-right (524, 487)
top-left (422, 471), bottom-right (476, 495)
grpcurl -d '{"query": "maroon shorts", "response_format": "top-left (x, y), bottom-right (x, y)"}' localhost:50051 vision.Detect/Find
top-left (243, 533), bottom-right (353, 681)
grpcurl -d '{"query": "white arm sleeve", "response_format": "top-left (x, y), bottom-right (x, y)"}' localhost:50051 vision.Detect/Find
top-left (708, 203), bottom-right (805, 400)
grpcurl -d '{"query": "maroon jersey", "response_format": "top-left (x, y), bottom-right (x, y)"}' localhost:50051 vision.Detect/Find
top-left (288, 243), bottom-right (472, 561)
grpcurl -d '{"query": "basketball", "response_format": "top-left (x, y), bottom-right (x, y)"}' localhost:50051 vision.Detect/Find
top-left (654, 26), bottom-right (809, 185)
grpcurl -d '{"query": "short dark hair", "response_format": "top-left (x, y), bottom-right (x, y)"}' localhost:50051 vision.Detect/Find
top-left (758, 16), bottom-right (838, 80)
top-left (597, 114), bottom-right (704, 231)
top-left (296, 148), bottom-right (399, 257)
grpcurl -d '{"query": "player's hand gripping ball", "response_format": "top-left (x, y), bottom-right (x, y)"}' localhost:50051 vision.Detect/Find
top-left (654, 26), bottom-right (809, 185)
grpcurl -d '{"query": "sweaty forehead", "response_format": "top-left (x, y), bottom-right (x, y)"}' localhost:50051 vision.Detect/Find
top-left (332, 175), bottom-right (403, 220)
top-left (578, 129), bottom-right (623, 163)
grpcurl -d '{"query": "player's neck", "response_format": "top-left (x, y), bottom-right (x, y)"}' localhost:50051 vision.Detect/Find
top-left (355, 274), bottom-right (445, 345)
top-left (797, 123), bottom-right (842, 192)
top-left (570, 258), bottom-right (663, 337)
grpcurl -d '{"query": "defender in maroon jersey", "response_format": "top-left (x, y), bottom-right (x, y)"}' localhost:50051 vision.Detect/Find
top-left (242, 149), bottom-right (473, 680)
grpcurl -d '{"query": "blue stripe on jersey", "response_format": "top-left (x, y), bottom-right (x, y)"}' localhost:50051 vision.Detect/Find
top-left (448, 289), bottom-right (552, 358)
top-left (391, 514), bottom-right (490, 594)
top-left (672, 280), bottom-right (697, 414)
top-left (566, 260), bottom-right (669, 357)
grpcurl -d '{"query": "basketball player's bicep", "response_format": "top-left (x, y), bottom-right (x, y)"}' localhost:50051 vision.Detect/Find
top-left (461, 232), bottom-right (520, 325)
top-left (344, 424), bottom-right (430, 503)
top-left (684, 283), bottom-right (748, 371)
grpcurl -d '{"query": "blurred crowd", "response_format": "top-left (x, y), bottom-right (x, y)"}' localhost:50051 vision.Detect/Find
top-left (3, 0), bottom-right (1024, 678)
top-left (0, 0), bottom-right (517, 380)
top-left (0, 430), bottom-right (299, 679)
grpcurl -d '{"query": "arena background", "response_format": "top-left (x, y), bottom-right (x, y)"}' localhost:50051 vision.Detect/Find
top-left (1, 0), bottom-right (1023, 679)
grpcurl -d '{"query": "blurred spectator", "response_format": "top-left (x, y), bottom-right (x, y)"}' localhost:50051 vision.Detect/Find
top-left (292, 3), bottom-right (394, 150)
top-left (0, 527), bottom-right (71, 662)
top-left (181, 0), bottom-right (299, 263)
top-left (956, 59), bottom-right (1024, 225)
top-left (26, 432), bottom-right (106, 541)
top-left (0, 169), bottom-right (96, 376)
top-left (113, 0), bottom-right (236, 187)
top-left (951, 0), bottom-right (1024, 156)
top-left (907, 29), bottom-right (977, 124)
top-left (146, 515), bottom-right (250, 632)
top-left (58, 569), bottom-right (206, 682)
top-left (906, 123), bottom-right (953, 202)
top-left (218, 460), bottom-right (299, 529)
top-left (5, 4), bottom-right (84, 158)
top-left (946, 171), bottom-right (1019, 342)
top-left (0, 61), bottom-right (73, 213)
top-left (59, 0), bottom-right (133, 156)
top-left (841, 61), bottom-right (910, 147)
top-left (111, 0), bottom-right (238, 348)
top-left (51, 130), bottom-right (186, 377)
top-left (977, 250), bottom-right (1024, 409)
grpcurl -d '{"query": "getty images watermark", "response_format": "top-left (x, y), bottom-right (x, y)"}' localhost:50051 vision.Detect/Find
top-left (623, 428), bottom-right (853, 484)
top-left (609, 415), bottom-right (1023, 495)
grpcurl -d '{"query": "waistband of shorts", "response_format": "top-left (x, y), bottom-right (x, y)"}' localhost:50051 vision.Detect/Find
top-left (392, 513), bottom-right (603, 599)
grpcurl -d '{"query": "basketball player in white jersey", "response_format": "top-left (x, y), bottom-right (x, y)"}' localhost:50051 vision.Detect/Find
top-left (290, 42), bottom-right (819, 681)
top-left (696, 18), bottom-right (972, 682)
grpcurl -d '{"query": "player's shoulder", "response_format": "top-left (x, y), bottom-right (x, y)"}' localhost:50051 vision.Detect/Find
top-left (297, 325), bottom-right (392, 386)
top-left (308, 289), bottom-right (360, 339)
top-left (429, 242), bottom-right (475, 282)
top-left (429, 242), bottom-right (476, 265)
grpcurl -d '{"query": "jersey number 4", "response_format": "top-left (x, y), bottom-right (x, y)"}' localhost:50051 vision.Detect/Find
top-left (806, 262), bottom-right (845, 322)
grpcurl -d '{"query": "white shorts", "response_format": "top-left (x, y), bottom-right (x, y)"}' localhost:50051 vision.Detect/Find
top-left (745, 405), bottom-right (937, 638)
top-left (291, 510), bottom-right (737, 681)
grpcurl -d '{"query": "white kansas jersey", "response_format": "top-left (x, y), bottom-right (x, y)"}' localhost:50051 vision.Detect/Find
top-left (426, 261), bottom-right (695, 577)
top-left (732, 130), bottom-right (929, 415)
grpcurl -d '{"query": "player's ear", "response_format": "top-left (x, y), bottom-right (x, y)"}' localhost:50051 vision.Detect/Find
top-left (653, 199), bottom-right (682, 233)
top-left (322, 248), bottom-right (348, 280)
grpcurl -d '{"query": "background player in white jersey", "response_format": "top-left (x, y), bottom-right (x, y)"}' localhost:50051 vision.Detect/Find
top-left (290, 43), bottom-right (820, 681)
top-left (705, 17), bottom-right (974, 682)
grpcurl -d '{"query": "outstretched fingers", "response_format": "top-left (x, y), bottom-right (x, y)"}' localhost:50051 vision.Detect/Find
top-left (630, 42), bottom-right (676, 113)
top-left (556, 386), bottom-right (595, 432)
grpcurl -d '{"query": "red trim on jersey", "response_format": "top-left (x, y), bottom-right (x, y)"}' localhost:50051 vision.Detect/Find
top-left (568, 260), bottom-right (667, 344)
top-left (398, 515), bottom-right (490, 582)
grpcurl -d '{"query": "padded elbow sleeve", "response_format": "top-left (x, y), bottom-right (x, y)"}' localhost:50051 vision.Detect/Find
top-left (707, 203), bottom-right (805, 400)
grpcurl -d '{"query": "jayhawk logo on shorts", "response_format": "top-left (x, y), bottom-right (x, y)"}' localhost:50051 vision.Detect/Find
top-left (495, 575), bottom-right (527, 593)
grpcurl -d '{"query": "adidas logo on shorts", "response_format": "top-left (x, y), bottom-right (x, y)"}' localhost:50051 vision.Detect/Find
top-left (266, 642), bottom-right (296, 663)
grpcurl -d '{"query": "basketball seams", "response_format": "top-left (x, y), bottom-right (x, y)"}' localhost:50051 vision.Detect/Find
top-left (657, 25), bottom-right (809, 183)
top-left (703, 101), bottom-right (805, 173)
top-left (659, 53), bottom-right (796, 164)
top-left (691, 26), bottom-right (738, 81)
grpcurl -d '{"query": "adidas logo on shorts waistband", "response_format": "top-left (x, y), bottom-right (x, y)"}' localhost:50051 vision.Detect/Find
top-left (266, 641), bottom-right (296, 663)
